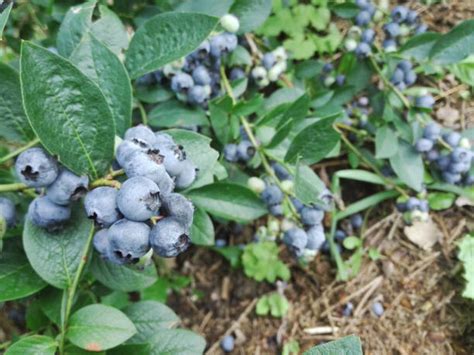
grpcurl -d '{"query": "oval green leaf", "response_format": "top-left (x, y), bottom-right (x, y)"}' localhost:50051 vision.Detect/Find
top-left (125, 12), bottom-right (218, 79)
top-left (430, 19), bottom-right (474, 64)
top-left (20, 42), bottom-right (115, 178)
top-left (125, 301), bottom-right (180, 344)
top-left (389, 140), bottom-right (424, 192)
top-left (0, 2), bottom-right (13, 35)
top-left (149, 100), bottom-right (208, 128)
top-left (91, 5), bottom-right (129, 55)
top-left (190, 207), bottom-right (215, 246)
top-left (230, 0), bottom-right (272, 34)
top-left (5, 335), bottom-right (57, 355)
top-left (90, 253), bottom-right (158, 292)
top-left (71, 33), bottom-right (132, 136)
top-left (186, 183), bottom-right (267, 223)
top-left (23, 204), bottom-right (94, 289)
top-left (148, 329), bottom-right (206, 355)
top-left (67, 304), bottom-right (136, 352)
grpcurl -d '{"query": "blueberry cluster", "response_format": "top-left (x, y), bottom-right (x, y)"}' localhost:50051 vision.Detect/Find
top-left (14, 147), bottom-right (89, 229)
top-left (223, 129), bottom-right (256, 163)
top-left (320, 63), bottom-right (346, 88)
top-left (396, 196), bottom-right (430, 222)
top-left (250, 47), bottom-right (288, 88)
top-left (415, 123), bottom-right (473, 185)
top-left (0, 197), bottom-right (16, 228)
top-left (321, 214), bottom-right (363, 254)
top-left (89, 125), bottom-right (196, 265)
top-left (390, 60), bottom-right (417, 91)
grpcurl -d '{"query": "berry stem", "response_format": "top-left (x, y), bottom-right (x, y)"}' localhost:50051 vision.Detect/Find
top-left (58, 225), bottom-right (95, 355)
top-left (0, 137), bottom-right (41, 165)
top-left (137, 101), bottom-right (148, 126)
top-left (89, 178), bottom-right (121, 189)
top-left (0, 183), bottom-right (29, 192)
top-left (220, 66), bottom-right (300, 220)
top-left (329, 208), bottom-right (349, 281)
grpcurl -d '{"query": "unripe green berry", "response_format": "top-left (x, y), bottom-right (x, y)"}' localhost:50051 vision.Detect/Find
top-left (459, 137), bottom-right (471, 149)
top-left (281, 180), bottom-right (294, 194)
top-left (324, 76), bottom-right (336, 87)
top-left (248, 177), bottom-right (266, 194)
top-left (221, 14), bottom-right (240, 33)
top-left (344, 38), bottom-right (358, 52)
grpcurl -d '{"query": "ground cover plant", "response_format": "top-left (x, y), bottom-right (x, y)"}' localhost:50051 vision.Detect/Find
top-left (0, 0), bottom-right (473, 353)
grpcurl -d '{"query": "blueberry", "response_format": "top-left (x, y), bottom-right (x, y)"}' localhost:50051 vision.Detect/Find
top-left (262, 53), bottom-right (276, 70)
top-left (46, 169), bottom-right (89, 205)
top-left (361, 28), bottom-right (375, 43)
top-left (415, 138), bottom-right (434, 153)
top-left (342, 302), bottom-right (354, 317)
top-left (415, 23), bottom-right (428, 35)
top-left (436, 155), bottom-right (450, 170)
top-left (291, 198), bottom-right (304, 212)
top-left (15, 147), bottom-right (59, 188)
top-left (384, 22), bottom-right (401, 37)
top-left (109, 219), bottom-right (150, 264)
top-left (215, 239), bottom-right (227, 248)
top-left (191, 40), bottom-right (210, 59)
top-left (272, 163), bottom-right (290, 180)
top-left (192, 66), bottom-right (211, 86)
top-left (161, 193), bottom-right (194, 229)
top-left (155, 133), bottom-right (175, 148)
top-left (84, 187), bottom-right (121, 228)
top-left (220, 335), bottom-right (235, 353)
top-left (391, 68), bottom-right (405, 85)
top-left (136, 73), bottom-right (155, 86)
top-left (122, 151), bottom-right (171, 191)
top-left (210, 34), bottom-right (230, 57)
top-left (0, 197), bottom-right (16, 227)
top-left (418, 200), bottom-right (429, 212)
top-left (222, 32), bottom-right (238, 52)
top-left (358, 96), bottom-right (369, 107)
top-left (443, 132), bottom-right (461, 147)
top-left (451, 147), bottom-right (471, 163)
top-left (269, 203), bottom-right (283, 216)
top-left (382, 39), bottom-right (397, 52)
top-left (397, 60), bottom-right (412, 72)
top-left (322, 63), bottom-right (334, 74)
top-left (426, 149), bottom-right (440, 161)
top-left (236, 140), bottom-right (255, 161)
top-left (116, 176), bottom-right (161, 222)
top-left (261, 185), bottom-right (283, 206)
top-left (406, 197), bottom-right (420, 210)
top-left (93, 229), bottom-right (110, 257)
top-left (171, 72), bottom-right (194, 93)
top-left (283, 228), bottom-right (308, 257)
top-left (124, 125), bottom-right (156, 146)
top-left (415, 95), bottom-right (435, 109)
top-left (187, 85), bottom-right (210, 105)
top-left (116, 140), bottom-right (151, 168)
top-left (230, 67), bottom-right (245, 81)
top-left (396, 202), bottom-right (408, 212)
top-left (355, 42), bottom-right (371, 57)
top-left (423, 123), bottom-right (441, 141)
top-left (306, 224), bottom-right (325, 250)
top-left (28, 196), bottom-right (71, 229)
top-left (350, 213), bottom-right (363, 229)
top-left (449, 161), bottom-right (470, 174)
top-left (175, 160), bottom-right (197, 190)
top-left (224, 144), bottom-right (238, 162)
top-left (150, 217), bottom-right (190, 257)
top-left (336, 74), bottom-right (346, 86)
top-left (405, 10), bottom-right (418, 25)
top-left (391, 6), bottom-right (408, 23)
top-left (404, 70), bottom-right (417, 86)
top-left (464, 174), bottom-right (474, 185)
top-left (300, 207), bottom-right (324, 226)
top-left (442, 171), bottom-right (462, 184)
top-left (160, 145), bottom-right (186, 177)
top-left (335, 229), bottom-right (346, 242)
top-left (355, 0), bottom-right (369, 8)
top-left (372, 301), bottom-right (384, 317)
top-left (355, 11), bottom-right (372, 27)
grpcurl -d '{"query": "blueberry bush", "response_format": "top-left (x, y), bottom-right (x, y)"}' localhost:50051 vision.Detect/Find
top-left (0, 0), bottom-right (473, 353)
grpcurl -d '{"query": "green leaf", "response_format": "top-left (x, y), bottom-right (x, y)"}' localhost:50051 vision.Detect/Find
top-left (242, 242), bottom-right (290, 282)
top-left (400, 32), bottom-right (441, 61)
top-left (20, 42), bottom-right (115, 178)
top-left (343, 236), bottom-right (361, 250)
top-left (57, 1), bottom-right (95, 57)
top-left (428, 182), bottom-right (474, 202)
top-left (108, 343), bottom-right (151, 355)
top-left (267, 119), bottom-right (293, 148)
top-left (284, 35), bottom-right (317, 60)
top-left (450, 56), bottom-right (474, 86)
top-left (23, 204), bottom-right (94, 289)
top-left (145, 329), bottom-right (206, 355)
top-left (0, 63), bottom-right (34, 143)
top-left (389, 140), bottom-right (424, 191)
top-left (375, 126), bottom-right (399, 159)
top-left (294, 164), bottom-right (325, 205)
top-left (67, 304), bottom-right (136, 351)
top-left (70, 33), bottom-right (132, 136)
top-left (186, 183), bottom-right (267, 223)
top-left (124, 301), bottom-right (179, 344)
top-left (279, 94), bottom-right (310, 127)
top-left (126, 13), bottom-right (218, 79)
top-left (304, 335), bottom-right (362, 355)
top-left (336, 190), bottom-right (400, 221)
top-left (335, 169), bottom-right (386, 186)
top-left (5, 335), bottom-right (57, 355)
top-left (212, 246), bottom-right (243, 268)
top-left (91, 254), bottom-right (158, 292)
top-left (330, 3), bottom-right (359, 18)
top-left (458, 234), bottom-right (474, 299)
top-left (176, 0), bottom-right (234, 17)
top-left (149, 100), bottom-right (208, 128)
top-left (209, 95), bottom-right (234, 145)
top-left (91, 5), bottom-right (129, 55)
top-left (428, 192), bottom-right (456, 211)
top-left (256, 293), bottom-right (289, 318)
top-left (0, 2), bottom-right (13, 36)
top-left (430, 19), bottom-right (474, 64)
top-left (0, 241), bottom-right (47, 302)
top-left (190, 207), bottom-right (215, 246)
top-left (231, 0), bottom-right (272, 34)
top-left (285, 116), bottom-right (340, 164)
top-left (166, 129), bottom-right (219, 189)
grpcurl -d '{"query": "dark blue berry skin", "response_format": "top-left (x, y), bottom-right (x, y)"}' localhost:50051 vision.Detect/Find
top-left (262, 53), bottom-right (276, 70)
top-left (397, 60), bottom-right (412, 72)
top-left (300, 207), bottom-right (324, 226)
top-left (192, 66), bottom-right (211, 86)
top-left (283, 228), bottom-right (308, 257)
top-left (405, 10), bottom-right (418, 25)
top-left (335, 229), bottom-right (346, 243)
top-left (383, 39), bottom-right (397, 50)
top-left (426, 149), bottom-right (440, 162)
top-left (187, 85), bottom-right (209, 105)
top-left (355, 11), bottom-right (372, 27)
top-left (215, 239), bottom-right (227, 248)
top-left (306, 224), bottom-right (325, 250)
top-left (436, 155), bottom-right (450, 170)
top-left (361, 28), bottom-right (375, 43)
top-left (442, 171), bottom-right (462, 184)
top-left (415, 24), bottom-right (428, 35)
top-left (229, 67), bottom-right (245, 81)
top-left (236, 140), bottom-right (255, 161)
top-left (261, 185), bottom-right (283, 206)
top-left (391, 68), bottom-right (405, 85)
top-left (291, 198), bottom-right (304, 212)
top-left (451, 147), bottom-right (471, 163)
top-left (108, 219), bottom-right (151, 264)
top-left (350, 214), bottom-right (363, 229)
top-left (93, 229), bottom-right (110, 258)
top-left (224, 144), bottom-right (238, 162)
top-left (272, 163), bottom-right (290, 180)
top-left (322, 63), bottom-right (334, 74)
top-left (124, 125), bottom-right (156, 146)
top-left (415, 138), bottom-right (434, 153)
top-left (0, 197), bottom-right (16, 227)
top-left (221, 335), bottom-right (235, 353)
top-left (384, 22), bottom-right (401, 38)
top-left (419, 200), bottom-right (429, 213)
top-left (443, 132), bottom-right (461, 147)
top-left (415, 95), bottom-right (435, 109)
top-left (342, 302), bottom-right (354, 317)
top-left (161, 193), bottom-right (194, 229)
top-left (28, 196), bottom-right (71, 229)
top-left (391, 6), bottom-right (408, 23)
top-left (355, 42), bottom-right (371, 57)
top-left (406, 197), bottom-right (420, 211)
top-left (404, 71), bottom-right (417, 86)
top-left (396, 202), bottom-right (408, 213)
top-left (175, 160), bottom-right (197, 189)
top-left (46, 169), bottom-right (89, 206)
top-left (15, 148), bottom-right (59, 188)
top-left (269, 204), bottom-right (283, 216)
top-left (355, 0), bottom-right (369, 8)
top-left (372, 301), bottom-right (384, 317)
top-left (336, 74), bottom-right (346, 86)
top-left (423, 123), bottom-right (441, 141)
top-left (116, 176), bottom-right (161, 222)
top-left (150, 217), bottom-right (190, 258)
top-left (116, 140), bottom-right (151, 168)
top-left (84, 187), bottom-right (122, 228)
top-left (465, 175), bottom-right (474, 185)
top-left (171, 73), bottom-right (194, 93)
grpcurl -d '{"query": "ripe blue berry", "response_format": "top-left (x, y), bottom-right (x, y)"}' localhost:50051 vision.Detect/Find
top-left (150, 217), bottom-right (190, 257)
top-left (269, 204), bottom-right (283, 216)
top-left (306, 224), bottom-right (325, 251)
top-left (159, 145), bottom-right (186, 177)
top-left (84, 187), bottom-right (121, 228)
top-left (322, 63), bottom-right (334, 74)
top-left (384, 22), bottom-right (401, 37)
top-left (171, 72), bottom-right (194, 93)
top-left (122, 151), bottom-right (171, 192)
top-left (109, 219), bottom-right (150, 264)
top-left (283, 228), bottom-right (308, 257)
top-left (187, 85), bottom-right (210, 105)
top-left (261, 185), bottom-right (283, 206)
top-left (391, 68), bottom-right (405, 85)
top-left (117, 176), bottom-right (161, 222)
top-left (28, 196), bottom-right (71, 229)
top-left (406, 197), bottom-right (420, 210)
top-left (391, 6), bottom-right (408, 23)
top-left (442, 132), bottom-right (461, 147)
top-left (46, 169), bottom-right (89, 205)
top-left (361, 28), bottom-right (375, 43)
top-left (415, 138), bottom-right (434, 153)
top-left (124, 125), bottom-right (156, 147)
top-left (175, 160), bottom-right (197, 189)
top-left (372, 302), bottom-right (384, 317)
top-left (335, 229), bottom-right (346, 242)
top-left (0, 197), bottom-right (16, 227)
top-left (397, 60), bottom-right (412, 72)
top-left (405, 10), bottom-right (418, 25)
top-left (262, 53), bottom-right (276, 70)
top-left (336, 74), bottom-right (346, 86)
top-left (404, 70), bottom-right (417, 86)
top-left (291, 198), bottom-right (304, 212)
top-left (382, 39), bottom-right (397, 52)
top-left (355, 42), bottom-right (371, 57)
top-left (93, 229), bottom-right (110, 257)
top-left (230, 67), bottom-right (245, 81)
top-left (221, 335), bottom-right (235, 353)
top-left (415, 95), bottom-right (435, 109)
top-left (224, 144), bottom-right (238, 162)
top-left (300, 207), bottom-right (324, 226)
top-left (161, 193), bottom-right (194, 229)
top-left (355, 11), bottom-right (372, 27)
top-left (426, 149), bottom-right (440, 162)
top-left (237, 140), bottom-right (255, 161)
top-left (442, 171), bottom-right (462, 184)
top-left (15, 148), bottom-right (59, 188)
top-left (272, 163), bottom-right (290, 180)
top-left (451, 147), bottom-right (471, 163)
top-left (210, 34), bottom-right (228, 57)
top-left (222, 32), bottom-right (238, 52)
top-left (350, 213), bottom-right (363, 229)
top-left (116, 140), bottom-right (151, 168)
top-left (415, 24), bottom-right (428, 35)
top-left (192, 40), bottom-right (210, 59)
top-left (423, 123), bottom-right (441, 141)
top-left (418, 200), bottom-right (429, 213)
top-left (192, 66), bottom-right (211, 86)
